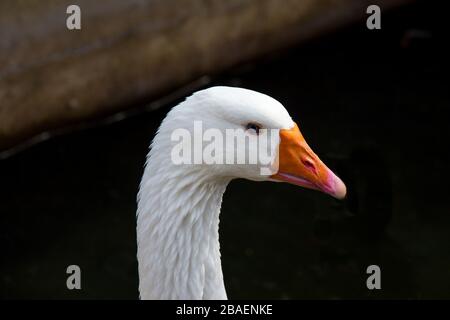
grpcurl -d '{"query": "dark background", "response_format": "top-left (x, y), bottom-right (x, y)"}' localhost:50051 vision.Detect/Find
top-left (1, 0), bottom-right (449, 299)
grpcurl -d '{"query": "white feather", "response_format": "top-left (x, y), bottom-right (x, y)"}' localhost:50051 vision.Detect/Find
top-left (137, 86), bottom-right (294, 299)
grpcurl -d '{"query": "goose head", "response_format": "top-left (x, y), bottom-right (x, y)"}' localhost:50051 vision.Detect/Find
top-left (138, 86), bottom-right (347, 299)
top-left (162, 86), bottom-right (346, 199)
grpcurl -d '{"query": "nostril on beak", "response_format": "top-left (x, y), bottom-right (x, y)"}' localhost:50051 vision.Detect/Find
top-left (302, 159), bottom-right (316, 174)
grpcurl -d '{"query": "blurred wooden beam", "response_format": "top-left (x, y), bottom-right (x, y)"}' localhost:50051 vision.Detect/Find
top-left (0, 0), bottom-right (410, 151)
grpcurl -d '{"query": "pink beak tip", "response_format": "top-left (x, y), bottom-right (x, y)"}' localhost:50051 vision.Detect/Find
top-left (326, 169), bottom-right (347, 200)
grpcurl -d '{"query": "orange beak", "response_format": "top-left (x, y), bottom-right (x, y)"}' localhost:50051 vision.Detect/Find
top-left (271, 123), bottom-right (347, 199)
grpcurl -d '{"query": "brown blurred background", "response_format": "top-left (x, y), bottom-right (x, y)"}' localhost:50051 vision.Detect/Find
top-left (1, 0), bottom-right (408, 154)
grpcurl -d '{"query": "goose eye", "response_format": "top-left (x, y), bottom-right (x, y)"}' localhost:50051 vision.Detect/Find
top-left (245, 123), bottom-right (261, 135)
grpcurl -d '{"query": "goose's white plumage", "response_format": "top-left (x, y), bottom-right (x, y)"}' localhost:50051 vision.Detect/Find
top-left (136, 86), bottom-right (346, 300)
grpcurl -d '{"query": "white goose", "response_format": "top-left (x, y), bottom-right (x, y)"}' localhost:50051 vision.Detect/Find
top-left (136, 86), bottom-right (346, 299)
